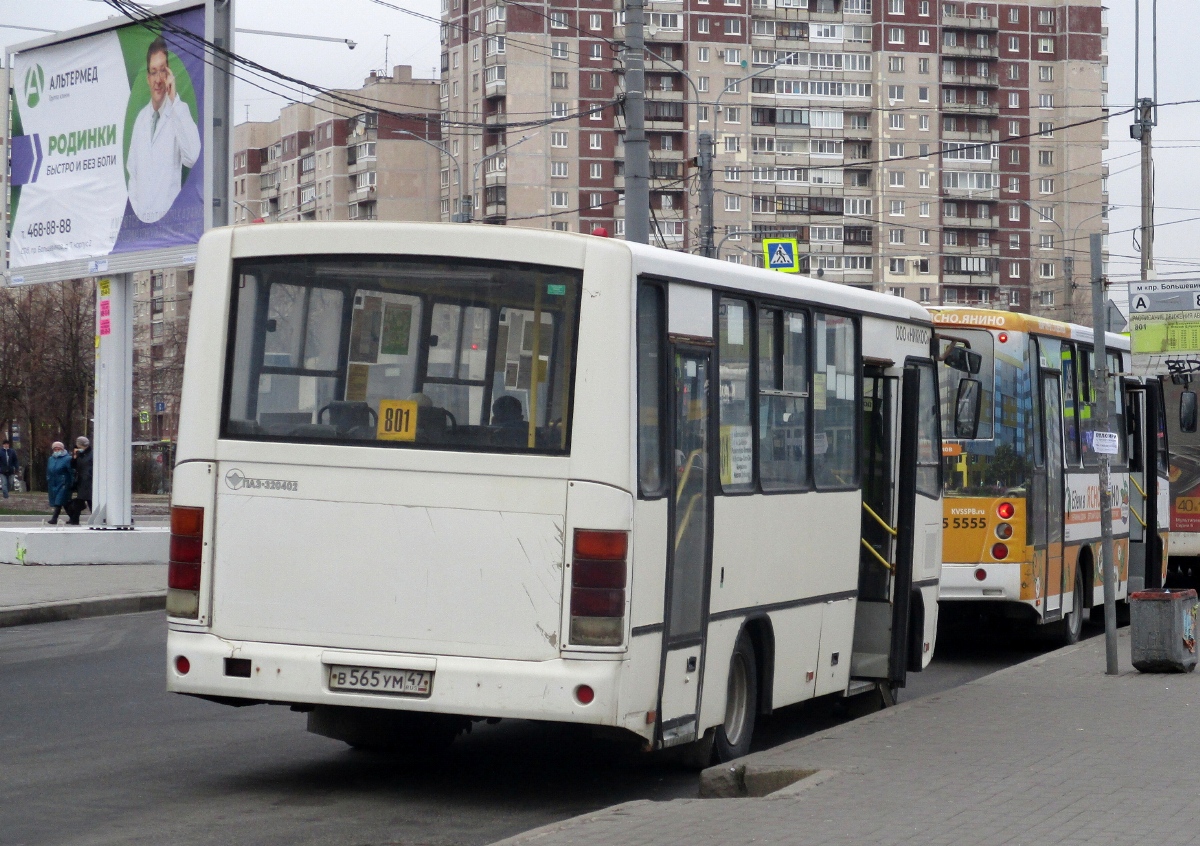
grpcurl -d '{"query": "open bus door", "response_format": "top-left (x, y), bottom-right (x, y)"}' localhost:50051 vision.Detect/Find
top-left (1127, 378), bottom-right (1168, 590)
top-left (851, 362), bottom-right (923, 700)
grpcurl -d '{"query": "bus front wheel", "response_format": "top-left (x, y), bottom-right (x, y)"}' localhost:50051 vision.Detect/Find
top-left (713, 633), bottom-right (758, 763)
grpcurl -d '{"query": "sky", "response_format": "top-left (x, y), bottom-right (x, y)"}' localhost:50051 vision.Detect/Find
top-left (3, 0), bottom-right (1198, 310)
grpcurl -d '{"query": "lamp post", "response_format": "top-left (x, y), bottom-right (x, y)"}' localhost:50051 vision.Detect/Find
top-left (1019, 199), bottom-right (1068, 319)
top-left (235, 28), bottom-right (356, 50)
top-left (392, 129), bottom-right (468, 222)
top-left (471, 133), bottom-right (538, 223)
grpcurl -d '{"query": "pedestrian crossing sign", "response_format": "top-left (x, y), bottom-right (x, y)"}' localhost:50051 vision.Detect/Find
top-left (762, 238), bottom-right (800, 273)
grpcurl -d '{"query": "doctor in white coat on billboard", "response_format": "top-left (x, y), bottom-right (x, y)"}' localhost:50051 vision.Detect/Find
top-left (126, 37), bottom-right (201, 223)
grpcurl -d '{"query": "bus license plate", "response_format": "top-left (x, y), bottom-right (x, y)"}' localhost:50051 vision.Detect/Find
top-left (328, 665), bottom-right (433, 697)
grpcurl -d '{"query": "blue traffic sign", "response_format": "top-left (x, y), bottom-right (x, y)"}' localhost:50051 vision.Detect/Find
top-left (762, 238), bottom-right (800, 273)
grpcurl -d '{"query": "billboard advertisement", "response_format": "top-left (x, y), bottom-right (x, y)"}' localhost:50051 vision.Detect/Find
top-left (9, 6), bottom-right (205, 269)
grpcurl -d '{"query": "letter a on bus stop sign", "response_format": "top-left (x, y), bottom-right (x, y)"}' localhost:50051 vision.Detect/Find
top-left (763, 238), bottom-right (800, 273)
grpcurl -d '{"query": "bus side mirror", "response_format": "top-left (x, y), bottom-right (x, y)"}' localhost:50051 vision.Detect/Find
top-left (954, 379), bottom-right (982, 439)
top-left (944, 345), bottom-right (982, 374)
top-left (1181, 391), bottom-right (1198, 433)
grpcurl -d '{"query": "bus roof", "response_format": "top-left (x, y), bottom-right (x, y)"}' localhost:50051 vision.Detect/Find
top-left (929, 306), bottom-right (1129, 350)
top-left (217, 222), bottom-right (932, 325)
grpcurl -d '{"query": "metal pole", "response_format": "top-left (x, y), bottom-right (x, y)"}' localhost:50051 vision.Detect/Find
top-left (698, 132), bottom-right (715, 258)
top-left (1063, 255), bottom-right (1074, 323)
top-left (209, 0), bottom-right (233, 229)
top-left (1139, 98), bottom-right (1155, 283)
top-left (624, 0), bottom-right (650, 245)
top-left (1091, 233), bottom-right (1117, 675)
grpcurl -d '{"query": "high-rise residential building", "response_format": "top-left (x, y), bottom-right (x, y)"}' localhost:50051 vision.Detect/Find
top-left (231, 65), bottom-right (443, 225)
top-left (439, 0), bottom-right (1106, 317)
top-left (131, 266), bottom-right (192, 443)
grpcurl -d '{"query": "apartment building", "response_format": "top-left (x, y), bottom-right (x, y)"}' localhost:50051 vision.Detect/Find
top-left (131, 266), bottom-right (192, 442)
top-left (231, 65), bottom-right (443, 225)
top-left (439, 0), bottom-right (1107, 316)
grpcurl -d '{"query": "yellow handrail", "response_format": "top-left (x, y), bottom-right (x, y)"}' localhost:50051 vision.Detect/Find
top-left (1130, 475), bottom-right (1147, 498)
top-left (1130, 503), bottom-right (1146, 529)
top-left (675, 492), bottom-right (705, 550)
top-left (861, 538), bottom-right (893, 570)
top-left (862, 502), bottom-right (898, 537)
top-left (675, 448), bottom-right (705, 506)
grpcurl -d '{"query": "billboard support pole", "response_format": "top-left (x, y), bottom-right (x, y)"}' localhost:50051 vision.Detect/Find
top-left (207, 0), bottom-right (232, 229)
top-left (91, 274), bottom-right (134, 529)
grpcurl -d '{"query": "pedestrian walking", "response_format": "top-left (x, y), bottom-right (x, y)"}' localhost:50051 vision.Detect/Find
top-left (46, 442), bottom-right (74, 525)
top-left (0, 440), bottom-right (19, 499)
top-left (67, 436), bottom-right (93, 525)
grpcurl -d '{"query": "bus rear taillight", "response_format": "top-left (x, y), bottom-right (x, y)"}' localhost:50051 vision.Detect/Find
top-left (570, 530), bottom-right (628, 647)
top-left (167, 506), bottom-right (204, 619)
top-left (997, 502), bottom-right (1015, 520)
top-left (991, 543), bottom-right (1009, 560)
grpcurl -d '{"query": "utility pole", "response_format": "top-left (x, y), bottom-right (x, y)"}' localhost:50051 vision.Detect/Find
top-left (698, 132), bottom-right (715, 258)
top-left (1063, 255), bottom-right (1074, 323)
top-left (623, 0), bottom-right (650, 245)
top-left (1091, 233), bottom-right (1118, 675)
top-left (1136, 97), bottom-right (1155, 284)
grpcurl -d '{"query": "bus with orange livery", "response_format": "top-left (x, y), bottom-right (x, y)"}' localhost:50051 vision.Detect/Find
top-left (932, 308), bottom-right (1168, 643)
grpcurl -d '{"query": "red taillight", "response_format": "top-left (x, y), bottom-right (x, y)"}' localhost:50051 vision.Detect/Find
top-left (995, 522), bottom-right (1013, 540)
top-left (998, 332), bottom-right (1008, 344)
top-left (974, 568), bottom-right (987, 581)
top-left (167, 506), bottom-right (204, 619)
top-left (997, 502), bottom-right (1015, 520)
top-left (574, 530), bottom-right (628, 561)
top-left (991, 543), bottom-right (1009, 560)
top-left (575, 684), bottom-right (595, 704)
top-left (570, 530), bottom-right (628, 646)
top-left (175, 655), bottom-right (191, 675)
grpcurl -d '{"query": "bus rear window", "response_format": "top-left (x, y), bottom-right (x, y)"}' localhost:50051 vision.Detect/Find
top-left (223, 256), bottom-right (581, 453)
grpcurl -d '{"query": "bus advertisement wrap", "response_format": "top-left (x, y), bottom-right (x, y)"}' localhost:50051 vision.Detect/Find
top-left (9, 7), bottom-right (205, 269)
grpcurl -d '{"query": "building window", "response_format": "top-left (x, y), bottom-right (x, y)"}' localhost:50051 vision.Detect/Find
top-left (889, 56), bottom-right (904, 73)
top-left (919, 201), bottom-right (930, 217)
top-left (890, 113), bottom-right (904, 129)
top-left (1039, 94), bottom-right (1054, 109)
top-left (590, 43), bottom-right (603, 60)
top-left (725, 18), bottom-right (742, 34)
top-left (724, 136), bottom-right (741, 153)
top-left (1009, 262), bottom-right (1020, 279)
top-left (888, 0), bottom-right (903, 12)
top-left (890, 287), bottom-right (905, 297)
top-left (1007, 176), bottom-right (1019, 192)
top-left (1039, 178), bottom-right (1054, 194)
top-left (888, 27), bottom-right (904, 45)
top-left (918, 86), bottom-right (929, 103)
top-left (698, 106), bottom-right (711, 122)
top-left (888, 143), bottom-right (905, 158)
top-left (1007, 36), bottom-right (1019, 52)
top-left (889, 228), bottom-right (905, 244)
top-left (552, 161), bottom-right (569, 178)
top-left (1008, 205), bottom-right (1021, 222)
top-left (1009, 234), bottom-right (1021, 249)
top-left (552, 42), bottom-right (568, 59)
top-left (1008, 7), bottom-right (1019, 23)
top-left (1040, 290), bottom-right (1055, 306)
top-left (698, 47), bottom-right (710, 62)
top-left (1009, 119), bottom-right (1020, 136)
top-left (590, 192), bottom-right (603, 209)
top-left (698, 17), bottom-right (710, 33)
top-left (550, 10), bottom-right (568, 28)
top-left (589, 133), bottom-right (603, 150)
top-left (943, 288), bottom-right (958, 304)
top-left (725, 166), bottom-right (742, 182)
top-left (919, 114), bottom-right (930, 131)
top-left (551, 131), bottom-right (568, 148)
top-left (1008, 147), bottom-right (1020, 164)
top-left (724, 48), bottom-right (742, 65)
top-left (1038, 38), bottom-right (1054, 53)
top-left (1040, 234), bottom-right (1055, 250)
top-left (889, 85), bottom-right (905, 101)
top-left (725, 195), bottom-right (742, 212)
top-left (1040, 262), bottom-right (1055, 279)
top-left (550, 191), bottom-right (569, 208)
top-left (889, 171), bottom-right (905, 188)
top-left (890, 258), bottom-right (906, 274)
top-left (552, 102), bottom-right (568, 118)
top-left (552, 72), bottom-right (569, 89)
top-left (1039, 122), bottom-right (1054, 137)
top-left (919, 29), bottom-right (929, 45)
top-left (726, 107), bottom-right (742, 124)
top-left (918, 57), bottom-right (929, 74)
top-left (1008, 92), bottom-right (1019, 108)
top-left (589, 162), bottom-right (603, 180)
top-left (890, 200), bottom-right (905, 216)
top-left (1039, 150), bottom-right (1054, 166)
top-left (1039, 206), bottom-right (1054, 222)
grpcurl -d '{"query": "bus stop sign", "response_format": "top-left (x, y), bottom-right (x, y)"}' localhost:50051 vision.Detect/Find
top-left (762, 238), bottom-right (800, 273)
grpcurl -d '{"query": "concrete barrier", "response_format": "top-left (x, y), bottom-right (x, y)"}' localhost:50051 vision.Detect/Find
top-left (0, 527), bottom-right (169, 565)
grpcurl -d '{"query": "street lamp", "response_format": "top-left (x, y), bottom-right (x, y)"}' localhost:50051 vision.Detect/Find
top-left (391, 129), bottom-right (468, 222)
top-left (1019, 199), bottom-right (1069, 319)
top-left (235, 28), bottom-right (356, 50)
top-left (471, 133), bottom-right (538, 223)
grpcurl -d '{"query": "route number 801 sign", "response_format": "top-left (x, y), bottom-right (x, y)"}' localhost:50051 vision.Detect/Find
top-left (376, 399), bottom-right (418, 441)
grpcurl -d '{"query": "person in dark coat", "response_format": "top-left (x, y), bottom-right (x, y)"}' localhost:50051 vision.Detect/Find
top-left (67, 436), bottom-right (93, 525)
top-left (46, 442), bottom-right (74, 525)
top-left (0, 440), bottom-right (19, 499)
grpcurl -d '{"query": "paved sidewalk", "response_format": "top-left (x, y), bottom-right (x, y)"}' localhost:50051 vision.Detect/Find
top-left (0, 562), bottom-right (166, 627)
top-left (495, 630), bottom-right (1200, 846)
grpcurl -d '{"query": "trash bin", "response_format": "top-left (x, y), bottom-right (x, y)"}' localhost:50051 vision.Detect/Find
top-left (1130, 589), bottom-right (1199, 673)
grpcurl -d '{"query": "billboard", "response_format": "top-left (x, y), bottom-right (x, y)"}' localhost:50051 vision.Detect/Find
top-left (1128, 278), bottom-right (1200, 378)
top-left (9, 6), bottom-right (206, 270)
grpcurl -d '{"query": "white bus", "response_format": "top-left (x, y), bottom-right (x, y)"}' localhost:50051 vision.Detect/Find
top-left (167, 223), bottom-right (950, 762)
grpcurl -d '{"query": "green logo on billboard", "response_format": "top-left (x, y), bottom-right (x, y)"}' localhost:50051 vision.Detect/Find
top-left (24, 64), bottom-right (45, 108)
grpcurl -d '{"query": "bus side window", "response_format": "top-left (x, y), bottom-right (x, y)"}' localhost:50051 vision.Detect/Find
top-left (1108, 351), bottom-right (1127, 464)
top-left (637, 283), bottom-right (667, 497)
top-left (915, 360), bottom-right (942, 498)
top-left (1060, 344), bottom-right (1081, 466)
top-left (1030, 338), bottom-right (1044, 468)
top-left (813, 312), bottom-right (858, 489)
top-left (718, 297), bottom-right (754, 492)
top-left (758, 308), bottom-right (809, 491)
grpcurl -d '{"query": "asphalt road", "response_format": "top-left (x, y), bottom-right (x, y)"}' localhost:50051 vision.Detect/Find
top-left (0, 611), bottom-right (1096, 846)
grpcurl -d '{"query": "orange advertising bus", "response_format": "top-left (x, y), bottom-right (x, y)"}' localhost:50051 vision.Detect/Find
top-left (932, 308), bottom-right (1168, 643)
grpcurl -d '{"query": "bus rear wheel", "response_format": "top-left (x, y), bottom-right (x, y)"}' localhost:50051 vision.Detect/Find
top-left (1048, 566), bottom-right (1085, 646)
top-left (713, 633), bottom-right (757, 763)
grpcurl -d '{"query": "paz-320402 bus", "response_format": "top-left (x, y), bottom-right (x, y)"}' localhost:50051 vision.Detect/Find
top-left (166, 222), bottom-right (954, 762)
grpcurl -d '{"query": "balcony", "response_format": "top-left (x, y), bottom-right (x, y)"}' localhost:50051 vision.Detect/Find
top-left (942, 72), bottom-right (999, 88)
top-left (940, 43), bottom-right (999, 59)
top-left (942, 186), bottom-right (997, 200)
top-left (944, 215), bottom-right (1000, 229)
top-left (942, 128), bottom-right (999, 143)
top-left (943, 271), bottom-right (1001, 286)
top-left (943, 243), bottom-right (1000, 257)
top-left (942, 100), bottom-right (999, 117)
top-left (349, 185), bottom-right (377, 203)
top-left (485, 79), bottom-right (507, 98)
top-left (941, 14), bottom-right (999, 30)
top-left (484, 111), bottom-right (507, 127)
top-left (647, 88), bottom-right (685, 101)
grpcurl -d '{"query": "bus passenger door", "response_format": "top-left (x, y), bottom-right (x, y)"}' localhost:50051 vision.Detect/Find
top-left (658, 346), bottom-right (713, 747)
top-left (1040, 372), bottom-right (1066, 619)
top-left (1125, 384), bottom-right (1148, 592)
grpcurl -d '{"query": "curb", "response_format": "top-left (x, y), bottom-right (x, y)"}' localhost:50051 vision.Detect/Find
top-left (0, 592), bottom-right (166, 628)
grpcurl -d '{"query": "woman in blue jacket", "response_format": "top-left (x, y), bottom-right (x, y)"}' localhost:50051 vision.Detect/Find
top-left (46, 441), bottom-right (74, 525)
